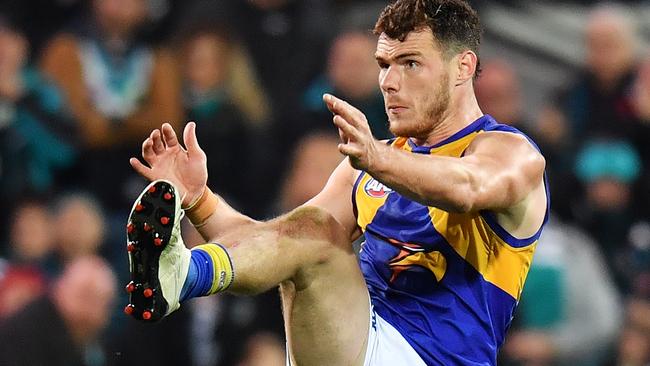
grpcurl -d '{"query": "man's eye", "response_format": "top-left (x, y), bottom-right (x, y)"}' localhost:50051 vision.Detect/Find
top-left (406, 60), bottom-right (419, 69)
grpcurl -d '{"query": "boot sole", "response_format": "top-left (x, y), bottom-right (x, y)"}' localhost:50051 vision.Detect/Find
top-left (124, 181), bottom-right (178, 321)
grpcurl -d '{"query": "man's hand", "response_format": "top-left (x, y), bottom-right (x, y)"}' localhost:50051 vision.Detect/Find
top-left (129, 122), bottom-right (208, 207)
top-left (323, 93), bottom-right (385, 171)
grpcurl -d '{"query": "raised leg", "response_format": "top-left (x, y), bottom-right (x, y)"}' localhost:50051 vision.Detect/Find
top-left (126, 181), bottom-right (370, 366)
top-left (215, 207), bottom-right (370, 366)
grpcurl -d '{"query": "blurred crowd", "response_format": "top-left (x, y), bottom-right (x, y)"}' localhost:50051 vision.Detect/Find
top-left (0, 0), bottom-right (647, 365)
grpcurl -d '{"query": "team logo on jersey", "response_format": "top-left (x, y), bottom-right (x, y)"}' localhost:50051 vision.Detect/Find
top-left (364, 178), bottom-right (393, 198)
top-left (387, 240), bottom-right (447, 283)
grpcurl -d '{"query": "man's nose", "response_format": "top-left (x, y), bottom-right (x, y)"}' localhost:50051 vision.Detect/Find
top-left (380, 66), bottom-right (400, 94)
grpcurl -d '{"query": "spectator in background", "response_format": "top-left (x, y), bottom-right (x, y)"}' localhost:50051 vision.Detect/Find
top-left (300, 29), bottom-right (389, 140)
top-left (0, 200), bottom-right (52, 317)
top-left (535, 3), bottom-right (650, 223)
top-left (613, 299), bottom-right (650, 366)
top-left (615, 326), bottom-right (649, 366)
top-left (4, 200), bottom-right (57, 279)
top-left (501, 217), bottom-right (622, 366)
top-left (0, 255), bottom-right (116, 366)
top-left (0, 266), bottom-right (45, 319)
top-left (208, 0), bottom-right (334, 120)
top-left (39, 0), bottom-right (182, 210)
top-left (537, 4), bottom-right (646, 156)
top-left (278, 133), bottom-right (343, 212)
top-left (236, 332), bottom-right (286, 366)
top-left (573, 139), bottom-right (643, 293)
top-left (178, 23), bottom-right (268, 215)
top-left (0, 0), bottom-right (85, 57)
top-left (0, 18), bottom-right (78, 209)
top-left (53, 194), bottom-right (106, 266)
top-left (566, 4), bottom-right (641, 141)
top-left (186, 0), bottom-right (334, 209)
top-left (474, 59), bottom-right (525, 128)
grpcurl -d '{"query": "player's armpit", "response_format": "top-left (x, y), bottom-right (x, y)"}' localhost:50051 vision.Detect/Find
top-left (303, 157), bottom-right (362, 243)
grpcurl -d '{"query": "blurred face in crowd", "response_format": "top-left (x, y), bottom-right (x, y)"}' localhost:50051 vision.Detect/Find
top-left (474, 60), bottom-right (521, 126)
top-left (586, 178), bottom-right (631, 211)
top-left (0, 27), bottom-right (28, 76)
top-left (281, 134), bottom-right (342, 211)
top-left (185, 34), bottom-right (230, 94)
top-left (237, 332), bottom-right (286, 366)
top-left (375, 29), bottom-right (453, 139)
top-left (585, 8), bottom-right (637, 85)
top-left (55, 197), bottom-right (105, 260)
top-left (93, 0), bottom-right (148, 39)
top-left (327, 32), bottom-right (379, 100)
top-left (53, 256), bottom-right (116, 345)
top-left (10, 203), bottom-right (54, 262)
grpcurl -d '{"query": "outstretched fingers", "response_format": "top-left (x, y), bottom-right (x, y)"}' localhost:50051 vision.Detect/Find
top-left (333, 115), bottom-right (360, 142)
top-left (323, 94), bottom-right (366, 127)
top-left (162, 123), bottom-right (181, 149)
top-left (183, 122), bottom-right (204, 158)
top-left (130, 157), bottom-right (153, 180)
top-left (142, 137), bottom-right (156, 164)
top-left (151, 129), bottom-right (165, 154)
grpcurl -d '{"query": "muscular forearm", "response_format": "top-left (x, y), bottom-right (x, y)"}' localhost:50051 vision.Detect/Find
top-left (187, 189), bottom-right (258, 244)
top-left (368, 143), bottom-right (481, 212)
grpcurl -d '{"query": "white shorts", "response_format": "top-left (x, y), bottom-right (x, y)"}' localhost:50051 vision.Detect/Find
top-left (363, 304), bottom-right (426, 366)
top-left (286, 300), bottom-right (426, 366)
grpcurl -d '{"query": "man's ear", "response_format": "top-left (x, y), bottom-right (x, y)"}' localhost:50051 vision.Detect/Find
top-left (456, 50), bottom-right (478, 85)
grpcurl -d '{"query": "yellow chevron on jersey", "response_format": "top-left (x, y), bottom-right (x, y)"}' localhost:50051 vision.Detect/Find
top-left (429, 207), bottom-right (536, 300)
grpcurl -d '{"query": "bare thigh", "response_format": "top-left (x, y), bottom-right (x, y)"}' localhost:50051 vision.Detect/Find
top-left (280, 249), bottom-right (369, 366)
top-left (218, 207), bottom-right (370, 366)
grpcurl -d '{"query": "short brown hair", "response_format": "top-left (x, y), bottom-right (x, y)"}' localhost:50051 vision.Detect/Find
top-left (374, 0), bottom-right (482, 76)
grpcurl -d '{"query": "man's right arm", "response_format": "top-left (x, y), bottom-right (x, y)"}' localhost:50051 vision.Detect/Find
top-left (131, 123), bottom-right (360, 246)
top-left (189, 157), bottom-right (360, 245)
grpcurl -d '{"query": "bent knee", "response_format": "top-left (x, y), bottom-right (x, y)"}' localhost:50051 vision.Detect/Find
top-left (282, 206), bottom-right (346, 243)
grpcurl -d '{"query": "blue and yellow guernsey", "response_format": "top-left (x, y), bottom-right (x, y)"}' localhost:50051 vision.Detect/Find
top-left (354, 115), bottom-right (549, 365)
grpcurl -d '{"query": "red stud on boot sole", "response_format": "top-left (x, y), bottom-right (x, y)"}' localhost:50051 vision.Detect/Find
top-left (127, 243), bottom-right (136, 252)
top-left (126, 282), bottom-right (136, 293)
top-left (143, 223), bottom-right (152, 232)
top-left (160, 217), bottom-right (170, 225)
top-left (124, 304), bottom-right (135, 315)
top-left (153, 238), bottom-right (163, 246)
top-left (135, 203), bottom-right (144, 212)
top-left (127, 223), bottom-right (135, 234)
top-left (142, 310), bottom-right (152, 320)
top-left (143, 288), bottom-right (153, 298)
top-left (163, 193), bottom-right (172, 201)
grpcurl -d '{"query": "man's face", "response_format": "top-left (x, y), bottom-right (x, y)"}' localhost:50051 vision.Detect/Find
top-left (375, 29), bottom-right (452, 139)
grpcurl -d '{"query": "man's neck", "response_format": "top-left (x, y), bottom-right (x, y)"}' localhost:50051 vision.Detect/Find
top-left (413, 93), bottom-right (483, 146)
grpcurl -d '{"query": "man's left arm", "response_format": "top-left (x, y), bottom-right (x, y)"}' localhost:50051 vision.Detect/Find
top-left (324, 94), bottom-right (545, 213)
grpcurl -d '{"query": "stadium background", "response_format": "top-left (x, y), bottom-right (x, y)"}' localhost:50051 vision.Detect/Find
top-left (0, 0), bottom-right (648, 365)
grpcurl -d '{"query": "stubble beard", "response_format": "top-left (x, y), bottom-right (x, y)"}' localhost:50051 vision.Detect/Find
top-left (388, 72), bottom-right (451, 139)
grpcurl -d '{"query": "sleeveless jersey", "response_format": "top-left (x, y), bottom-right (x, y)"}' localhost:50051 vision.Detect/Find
top-left (354, 115), bottom-right (549, 365)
